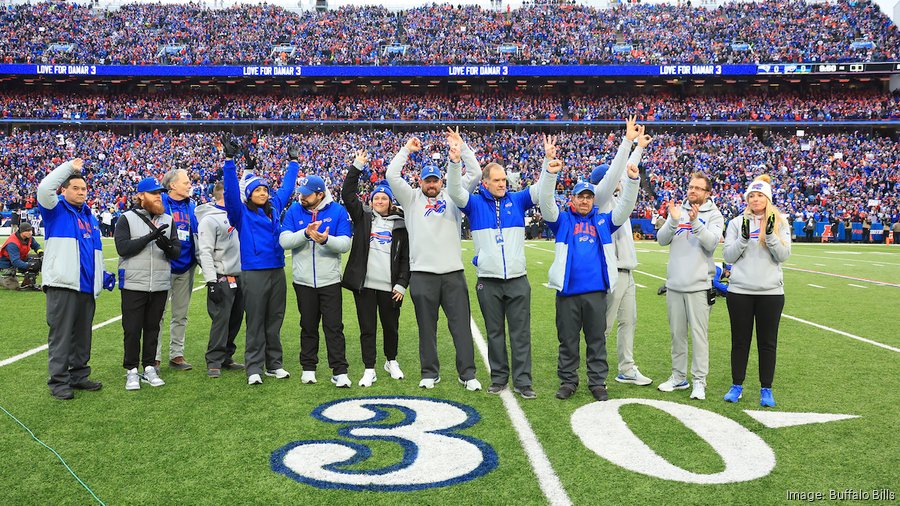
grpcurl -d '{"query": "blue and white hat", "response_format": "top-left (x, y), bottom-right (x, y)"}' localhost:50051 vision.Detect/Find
top-left (572, 181), bottom-right (595, 196)
top-left (297, 175), bottom-right (326, 196)
top-left (589, 164), bottom-right (609, 185)
top-left (244, 175), bottom-right (268, 199)
top-left (744, 180), bottom-right (773, 203)
top-left (420, 165), bottom-right (441, 180)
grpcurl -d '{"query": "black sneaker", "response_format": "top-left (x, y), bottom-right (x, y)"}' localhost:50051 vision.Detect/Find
top-left (555, 384), bottom-right (576, 400)
top-left (590, 385), bottom-right (609, 402)
top-left (223, 361), bottom-right (245, 371)
top-left (514, 386), bottom-right (537, 399)
top-left (70, 379), bottom-right (102, 391)
top-left (51, 388), bottom-right (74, 400)
top-left (169, 358), bottom-right (193, 371)
top-left (487, 383), bottom-right (506, 394)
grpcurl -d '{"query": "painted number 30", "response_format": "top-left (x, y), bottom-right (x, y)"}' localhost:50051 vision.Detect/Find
top-left (271, 397), bottom-right (498, 491)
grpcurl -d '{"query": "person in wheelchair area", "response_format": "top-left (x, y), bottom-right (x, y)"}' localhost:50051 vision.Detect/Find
top-left (0, 222), bottom-right (43, 290)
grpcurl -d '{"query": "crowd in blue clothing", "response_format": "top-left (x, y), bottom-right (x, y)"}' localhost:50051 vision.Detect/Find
top-left (0, 0), bottom-right (895, 65)
top-left (2, 89), bottom-right (899, 122)
top-left (2, 128), bottom-right (897, 232)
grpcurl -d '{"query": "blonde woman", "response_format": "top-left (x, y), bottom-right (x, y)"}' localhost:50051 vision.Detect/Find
top-left (721, 175), bottom-right (791, 407)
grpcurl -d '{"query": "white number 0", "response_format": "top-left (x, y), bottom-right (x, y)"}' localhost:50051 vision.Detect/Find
top-left (271, 396), bottom-right (498, 491)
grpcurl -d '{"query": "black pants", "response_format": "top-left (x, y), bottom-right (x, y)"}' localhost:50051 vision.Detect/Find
top-left (46, 288), bottom-right (95, 395)
top-left (726, 292), bottom-right (784, 389)
top-left (476, 276), bottom-right (533, 388)
top-left (352, 287), bottom-right (400, 369)
top-left (555, 291), bottom-right (608, 388)
top-left (295, 283), bottom-right (348, 375)
top-left (206, 276), bottom-right (244, 369)
top-left (121, 289), bottom-right (168, 370)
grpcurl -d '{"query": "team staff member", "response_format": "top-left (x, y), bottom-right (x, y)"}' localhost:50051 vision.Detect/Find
top-left (197, 182), bottom-right (245, 378)
top-left (657, 173), bottom-right (724, 401)
top-left (538, 133), bottom-right (642, 402)
top-left (157, 168), bottom-right (199, 371)
top-left (37, 158), bottom-right (111, 400)
top-left (116, 177), bottom-right (181, 391)
top-left (341, 151), bottom-right (410, 387)
top-left (280, 174), bottom-right (353, 387)
top-left (221, 137), bottom-right (300, 386)
top-left (722, 175), bottom-right (791, 407)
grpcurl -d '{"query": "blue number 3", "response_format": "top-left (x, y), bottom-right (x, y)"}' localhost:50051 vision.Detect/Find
top-left (271, 396), bottom-right (499, 491)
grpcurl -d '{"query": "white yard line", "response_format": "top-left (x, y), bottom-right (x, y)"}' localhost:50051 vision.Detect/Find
top-left (814, 263), bottom-right (827, 266)
top-left (0, 285), bottom-right (205, 368)
top-left (790, 253), bottom-right (900, 267)
top-left (781, 315), bottom-right (900, 353)
top-left (782, 266), bottom-right (900, 288)
top-left (634, 283), bottom-right (646, 288)
top-left (469, 319), bottom-right (572, 506)
top-left (807, 284), bottom-right (825, 289)
top-left (848, 284), bottom-right (867, 289)
top-left (634, 268), bottom-right (898, 354)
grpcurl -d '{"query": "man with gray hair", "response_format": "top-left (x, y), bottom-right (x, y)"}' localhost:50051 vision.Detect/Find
top-left (157, 168), bottom-right (199, 371)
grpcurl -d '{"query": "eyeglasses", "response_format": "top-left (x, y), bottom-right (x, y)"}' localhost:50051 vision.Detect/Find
top-left (573, 193), bottom-right (595, 200)
top-left (688, 185), bottom-right (710, 192)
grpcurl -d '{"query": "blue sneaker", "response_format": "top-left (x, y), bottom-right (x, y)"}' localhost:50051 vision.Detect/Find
top-left (760, 388), bottom-right (776, 407)
top-left (723, 384), bottom-right (743, 403)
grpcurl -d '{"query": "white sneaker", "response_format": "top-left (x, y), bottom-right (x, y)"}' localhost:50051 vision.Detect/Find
top-left (657, 376), bottom-right (690, 392)
top-left (615, 366), bottom-right (653, 386)
top-left (383, 360), bottom-right (405, 380)
top-left (419, 376), bottom-right (441, 389)
top-left (358, 369), bottom-right (377, 387)
top-left (300, 371), bottom-right (317, 384)
top-left (459, 378), bottom-right (482, 392)
top-left (331, 374), bottom-right (351, 388)
top-left (690, 382), bottom-right (706, 400)
top-left (248, 373), bottom-right (263, 385)
top-left (141, 366), bottom-right (165, 387)
top-left (265, 368), bottom-right (291, 379)
top-left (125, 368), bottom-right (140, 390)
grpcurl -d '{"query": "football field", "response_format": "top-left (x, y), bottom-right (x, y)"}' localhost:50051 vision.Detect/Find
top-left (1, 239), bottom-right (897, 505)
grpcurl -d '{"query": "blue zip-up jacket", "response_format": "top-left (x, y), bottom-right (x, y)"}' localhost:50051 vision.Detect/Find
top-left (279, 193), bottom-right (353, 288)
top-left (37, 160), bottom-right (104, 296)
top-left (222, 158), bottom-right (300, 271)
top-left (539, 162), bottom-right (640, 297)
top-left (161, 193), bottom-right (198, 274)
top-left (447, 170), bottom-right (539, 279)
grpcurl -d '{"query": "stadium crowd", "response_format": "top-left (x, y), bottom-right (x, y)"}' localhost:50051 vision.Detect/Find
top-left (0, 0), bottom-right (895, 66)
top-left (2, 128), bottom-right (897, 229)
top-left (1, 89), bottom-right (898, 121)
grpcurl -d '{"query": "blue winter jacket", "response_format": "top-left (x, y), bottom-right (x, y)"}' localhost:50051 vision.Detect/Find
top-left (222, 159), bottom-right (300, 271)
top-left (162, 193), bottom-right (198, 274)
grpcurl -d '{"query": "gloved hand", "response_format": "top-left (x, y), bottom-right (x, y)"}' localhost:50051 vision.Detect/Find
top-left (287, 144), bottom-right (300, 162)
top-left (741, 216), bottom-right (750, 240)
top-left (103, 271), bottom-right (116, 291)
top-left (147, 223), bottom-right (169, 241)
top-left (156, 234), bottom-right (174, 254)
top-left (766, 213), bottom-right (775, 235)
top-left (207, 281), bottom-right (224, 304)
top-left (243, 148), bottom-right (257, 171)
top-left (26, 257), bottom-right (42, 272)
top-left (222, 136), bottom-right (240, 159)
top-left (36, 249), bottom-right (44, 257)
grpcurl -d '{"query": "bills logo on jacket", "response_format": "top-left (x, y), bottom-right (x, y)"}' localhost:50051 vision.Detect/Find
top-left (675, 218), bottom-right (706, 236)
top-left (424, 199), bottom-right (447, 216)
top-left (370, 230), bottom-right (392, 245)
top-left (751, 182), bottom-right (765, 191)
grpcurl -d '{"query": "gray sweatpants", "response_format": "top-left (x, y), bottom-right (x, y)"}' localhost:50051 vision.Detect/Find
top-left (604, 270), bottom-right (638, 375)
top-left (409, 270), bottom-right (476, 381)
top-left (666, 289), bottom-right (710, 385)
top-left (155, 265), bottom-right (196, 361)
top-left (556, 291), bottom-right (608, 388)
top-left (475, 275), bottom-right (532, 388)
top-left (46, 288), bottom-right (95, 395)
top-left (242, 269), bottom-right (286, 377)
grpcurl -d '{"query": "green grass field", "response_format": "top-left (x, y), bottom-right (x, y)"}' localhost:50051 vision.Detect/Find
top-left (1, 239), bottom-right (897, 505)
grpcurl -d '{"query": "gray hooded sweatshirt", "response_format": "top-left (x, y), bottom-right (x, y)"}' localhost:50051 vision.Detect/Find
top-left (657, 199), bottom-right (724, 292)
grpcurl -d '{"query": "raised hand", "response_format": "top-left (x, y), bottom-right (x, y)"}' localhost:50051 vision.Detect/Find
top-left (445, 126), bottom-right (463, 148)
top-left (766, 212), bottom-right (776, 235)
top-left (354, 150), bottom-right (370, 167)
top-left (287, 144), bottom-right (300, 161)
top-left (243, 148), bottom-right (257, 171)
top-left (637, 129), bottom-right (652, 148)
top-left (405, 137), bottom-right (422, 153)
top-left (221, 137), bottom-right (240, 159)
top-left (542, 133), bottom-right (558, 159)
top-left (741, 216), bottom-right (751, 239)
top-left (688, 203), bottom-right (700, 222)
top-left (71, 158), bottom-right (85, 173)
top-left (449, 143), bottom-right (461, 163)
top-left (625, 115), bottom-right (640, 141)
top-left (547, 159), bottom-right (563, 175)
top-left (626, 162), bottom-right (639, 179)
